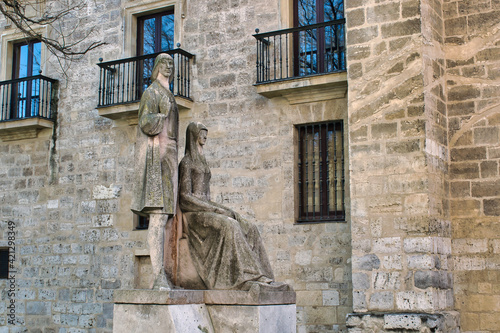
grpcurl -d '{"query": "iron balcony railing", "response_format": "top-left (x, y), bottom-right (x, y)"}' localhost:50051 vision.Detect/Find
top-left (253, 19), bottom-right (346, 84)
top-left (97, 48), bottom-right (194, 107)
top-left (0, 75), bottom-right (58, 122)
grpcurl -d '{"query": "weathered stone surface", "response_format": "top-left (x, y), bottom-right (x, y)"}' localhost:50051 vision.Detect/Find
top-left (207, 304), bottom-right (296, 333)
top-left (113, 304), bottom-right (214, 333)
top-left (354, 254), bottom-right (381, 271)
top-left (414, 271), bottom-right (452, 289)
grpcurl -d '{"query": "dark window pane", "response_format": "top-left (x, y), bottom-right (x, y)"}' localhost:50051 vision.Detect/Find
top-left (298, 0), bottom-right (316, 26)
top-left (161, 13), bottom-right (175, 51)
top-left (32, 42), bottom-right (42, 75)
top-left (0, 249), bottom-right (8, 279)
top-left (135, 214), bottom-right (150, 229)
top-left (142, 17), bottom-right (157, 55)
top-left (18, 44), bottom-right (28, 78)
top-left (324, 0), bottom-right (343, 21)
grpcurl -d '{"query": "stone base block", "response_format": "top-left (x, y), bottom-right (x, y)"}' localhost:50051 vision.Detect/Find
top-left (346, 312), bottom-right (460, 332)
top-left (113, 289), bottom-right (297, 333)
top-left (208, 304), bottom-right (296, 333)
top-left (114, 303), bottom-right (214, 332)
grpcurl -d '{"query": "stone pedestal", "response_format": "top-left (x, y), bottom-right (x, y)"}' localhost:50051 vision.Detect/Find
top-left (113, 289), bottom-right (296, 333)
top-left (113, 290), bottom-right (211, 332)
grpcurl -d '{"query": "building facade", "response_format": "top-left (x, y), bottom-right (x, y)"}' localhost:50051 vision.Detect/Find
top-left (0, 0), bottom-right (499, 331)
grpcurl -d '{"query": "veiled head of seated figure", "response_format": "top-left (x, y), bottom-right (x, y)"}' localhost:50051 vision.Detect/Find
top-left (185, 122), bottom-right (208, 159)
top-left (151, 53), bottom-right (175, 83)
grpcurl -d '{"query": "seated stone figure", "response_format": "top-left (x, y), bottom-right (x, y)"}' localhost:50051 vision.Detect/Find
top-left (177, 122), bottom-right (287, 290)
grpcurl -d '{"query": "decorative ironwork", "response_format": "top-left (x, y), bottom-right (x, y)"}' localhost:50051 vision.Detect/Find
top-left (97, 48), bottom-right (194, 108)
top-left (0, 75), bottom-right (57, 122)
top-left (297, 121), bottom-right (344, 222)
top-left (254, 19), bottom-right (346, 84)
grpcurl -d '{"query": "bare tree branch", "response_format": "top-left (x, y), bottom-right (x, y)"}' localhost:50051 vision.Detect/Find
top-left (0, 0), bottom-right (106, 61)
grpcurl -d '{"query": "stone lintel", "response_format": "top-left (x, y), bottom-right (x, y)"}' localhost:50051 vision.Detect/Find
top-left (114, 290), bottom-right (204, 305)
top-left (255, 72), bottom-right (347, 104)
top-left (0, 117), bottom-right (54, 141)
top-left (114, 289), bottom-right (296, 306)
top-left (98, 97), bottom-right (193, 124)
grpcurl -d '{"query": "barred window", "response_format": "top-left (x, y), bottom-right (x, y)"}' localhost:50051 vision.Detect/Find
top-left (296, 121), bottom-right (345, 222)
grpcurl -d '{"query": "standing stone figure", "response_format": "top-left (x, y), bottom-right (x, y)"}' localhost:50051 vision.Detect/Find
top-left (179, 122), bottom-right (288, 290)
top-left (132, 53), bottom-right (178, 290)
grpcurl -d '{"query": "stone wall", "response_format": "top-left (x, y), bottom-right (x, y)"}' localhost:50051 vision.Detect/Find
top-left (0, 0), bottom-right (353, 332)
top-left (444, 0), bottom-right (500, 331)
top-left (345, 0), bottom-right (457, 330)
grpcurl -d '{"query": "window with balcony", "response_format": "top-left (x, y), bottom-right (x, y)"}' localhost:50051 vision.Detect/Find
top-left (97, 8), bottom-right (194, 114)
top-left (253, 0), bottom-right (346, 103)
top-left (0, 37), bottom-right (58, 141)
top-left (254, 0), bottom-right (345, 83)
top-left (1, 40), bottom-right (56, 122)
top-left (296, 121), bottom-right (345, 222)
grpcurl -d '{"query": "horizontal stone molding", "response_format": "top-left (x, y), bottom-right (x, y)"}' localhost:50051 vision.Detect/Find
top-left (114, 289), bottom-right (296, 306)
top-left (0, 117), bottom-right (54, 141)
top-left (255, 72), bottom-right (347, 104)
top-left (98, 97), bottom-right (193, 124)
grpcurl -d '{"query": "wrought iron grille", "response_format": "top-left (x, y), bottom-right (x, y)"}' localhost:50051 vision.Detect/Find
top-left (296, 121), bottom-right (345, 222)
top-left (97, 48), bottom-right (194, 107)
top-left (254, 19), bottom-right (346, 84)
top-left (0, 75), bottom-right (57, 122)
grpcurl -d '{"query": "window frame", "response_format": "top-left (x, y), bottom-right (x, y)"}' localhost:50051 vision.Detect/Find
top-left (0, 28), bottom-right (46, 81)
top-left (295, 120), bottom-right (345, 223)
top-left (12, 40), bottom-right (42, 79)
top-left (123, 0), bottom-right (181, 59)
top-left (292, 0), bottom-right (345, 76)
top-left (10, 40), bottom-right (42, 119)
top-left (136, 9), bottom-right (175, 56)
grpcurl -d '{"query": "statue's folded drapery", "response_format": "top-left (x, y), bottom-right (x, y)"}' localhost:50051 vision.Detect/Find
top-left (179, 122), bottom-right (274, 290)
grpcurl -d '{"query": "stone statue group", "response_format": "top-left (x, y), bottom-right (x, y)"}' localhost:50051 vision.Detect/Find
top-left (131, 54), bottom-right (289, 292)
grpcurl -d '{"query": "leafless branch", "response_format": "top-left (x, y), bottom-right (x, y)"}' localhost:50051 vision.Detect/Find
top-left (0, 0), bottom-right (106, 61)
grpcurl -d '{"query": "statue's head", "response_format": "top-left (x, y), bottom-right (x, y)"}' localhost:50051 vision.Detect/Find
top-left (185, 122), bottom-right (208, 157)
top-left (151, 53), bottom-right (175, 83)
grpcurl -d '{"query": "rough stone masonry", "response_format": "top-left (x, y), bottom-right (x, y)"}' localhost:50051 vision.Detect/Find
top-left (0, 0), bottom-right (500, 331)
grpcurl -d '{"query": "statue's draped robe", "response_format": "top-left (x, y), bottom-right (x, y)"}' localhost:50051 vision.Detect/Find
top-left (132, 81), bottom-right (179, 215)
top-left (179, 154), bottom-right (274, 290)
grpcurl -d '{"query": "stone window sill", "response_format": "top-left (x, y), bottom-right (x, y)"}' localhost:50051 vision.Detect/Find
top-left (255, 71), bottom-right (347, 104)
top-left (0, 117), bottom-right (54, 141)
top-left (98, 97), bottom-right (194, 125)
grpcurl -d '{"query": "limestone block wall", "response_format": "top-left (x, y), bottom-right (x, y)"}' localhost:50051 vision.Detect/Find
top-left (345, 0), bottom-right (455, 329)
top-left (444, 0), bottom-right (500, 331)
top-left (0, 0), bottom-right (353, 332)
